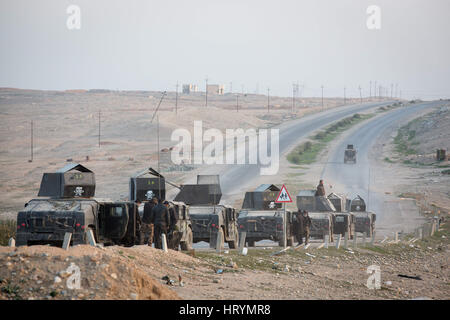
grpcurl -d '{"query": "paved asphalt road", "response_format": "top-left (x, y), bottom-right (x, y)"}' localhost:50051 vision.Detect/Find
top-left (321, 101), bottom-right (439, 236)
top-left (168, 100), bottom-right (396, 204)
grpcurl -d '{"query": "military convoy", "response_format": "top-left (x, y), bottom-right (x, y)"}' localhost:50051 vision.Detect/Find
top-left (237, 184), bottom-right (296, 247)
top-left (15, 163), bottom-right (375, 249)
top-left (296, 189), bottom-right (375, 241)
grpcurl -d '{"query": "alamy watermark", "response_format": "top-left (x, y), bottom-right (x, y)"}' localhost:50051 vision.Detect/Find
top-left (171, 121), bottom-right (279, 175)
top-left (66, 262), bottom-right (81, 290)
top-left (66, 5), bottom-right (81, 30)
top-left (366, 5), bottom-right (381, 30)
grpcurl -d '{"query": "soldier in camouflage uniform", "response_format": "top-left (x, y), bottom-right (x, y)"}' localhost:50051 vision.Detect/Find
top-left (302, 210), bottom-right (312, 245)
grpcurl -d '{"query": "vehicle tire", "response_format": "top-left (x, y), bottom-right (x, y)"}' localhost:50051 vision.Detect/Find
top-left (180, 227), bottom-right (193, 251)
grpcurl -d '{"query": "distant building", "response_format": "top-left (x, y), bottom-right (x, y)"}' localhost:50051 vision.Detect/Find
top-left (207, 84), bottom-right (225, 95)
top-left (182, 84), bottom-right (198, 94)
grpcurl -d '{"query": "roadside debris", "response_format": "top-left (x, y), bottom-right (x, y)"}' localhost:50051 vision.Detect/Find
top-left (398, 274), bottom-right (423, 280)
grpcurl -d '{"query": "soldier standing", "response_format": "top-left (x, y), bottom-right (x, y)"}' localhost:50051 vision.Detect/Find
top-left (315, 179), bottom-right (326, 196)
top-left (141, 197), bottom-right (158, 246)
top-left (302, 210), bottom-right (312, 245)
top-left (152, 199), bottom-right (171, 249)
top-left (295, 210), bottom-right (304, 245)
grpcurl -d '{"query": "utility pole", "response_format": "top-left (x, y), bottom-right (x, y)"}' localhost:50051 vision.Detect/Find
top-left (374, 81), bottom-right (377, 100)
top-left (30, 120), bottom-right (33, 162)
top-left (359, 85), bottom-right (362, 104)
top-left (157, 115), bottom-right (161, 197)
top-left (369, 81), bottom-right (372, 99)
top-left (391, 83), bottom-right (393, 99)
top-left (241, 84), bottom-right (244, 95)
top-left (267, 88), bottom-right (270, 113)
top-left (292, 82), bottom-right (296, 113)
top-left (236, 94), bottom-right (239, 112)
top-left (175, 81), bottom-right (179, 114)
top-left (344, 86), bottom-right (346, 105)
top-left (229, 82), bottom-right (233, 94)
top-left (98, 110), bottom-right (101, 148)
top-left (205, 77), bottom-right (208, 107)
top-left (321, 85), bottom-right (324, 111)
top-left (157, 115), bottom-right (160, 172)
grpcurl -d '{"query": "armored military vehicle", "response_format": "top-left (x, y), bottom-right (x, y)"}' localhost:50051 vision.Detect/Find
top-left (296, 190), bottom-right (336, 241)
top-left (174, 175), bottom-right (239, 249)
top-left (297, 190), bottom-right (336, 212)
top-left (309, 212), bottom-right (334, 241)
top-left (352, 211), bottom-right (376, 237)
top-left (238, 184), bottom-right (295, 247)
top-left (328, 193), bottom-right (354, 238)
top-left (16, 164), bottom-right (140, 247)
top-left (344, 144), bottom-right (357, 164)
top-left (238, 209), bottom-right (296, 247)
top-left (167, 200), bottom-right (193, 250)
top-left (348, 195), bottom-right (376, 236)
top-left (129, 167), bottom-right (193, 250)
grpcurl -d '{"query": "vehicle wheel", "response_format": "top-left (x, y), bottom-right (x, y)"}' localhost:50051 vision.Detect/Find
top-left (180, 227), bottom-right (193, 251)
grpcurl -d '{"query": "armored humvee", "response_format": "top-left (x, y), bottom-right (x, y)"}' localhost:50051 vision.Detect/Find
top-left (297, 190), bottom-right (336, 212)
top-left (348, 195), bottom-right (376, 236)
top-left (352, 211), bottom-right (376, 237)
top-left (16, 164), bottom-right (140, 247)
top-left (129, 168), bottom-right (193, 250)
top-left (309, 212), bottom-right (334, 241)
top-left (238, 184), bottom-right (295, 247)
top-left (238, 209), bottom-right (296, 247)
top-left (297, 190), bottom-right (336, 240)
top-left (344, 144), bottom-right (356, 164)
top-left (328, 193), bottom-right (354, 238)
top-left (174, 175), bottom-right (239, 249)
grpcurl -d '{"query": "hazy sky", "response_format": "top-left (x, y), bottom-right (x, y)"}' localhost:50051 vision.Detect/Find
top-left (1, 0), bottom-right (449, 99)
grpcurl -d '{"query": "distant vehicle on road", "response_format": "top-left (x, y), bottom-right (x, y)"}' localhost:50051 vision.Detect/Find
top-left (344, 144), bottom-right (357, 164)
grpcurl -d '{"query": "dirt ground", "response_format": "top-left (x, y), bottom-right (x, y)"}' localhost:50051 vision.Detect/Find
top-left (1, 221), bottom-right (448, 300)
